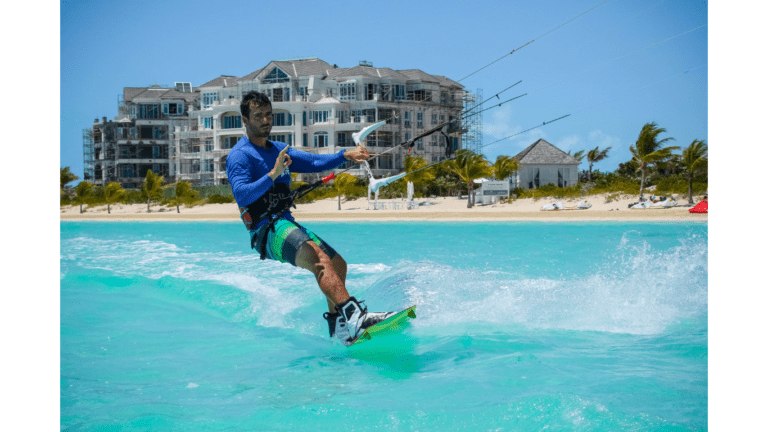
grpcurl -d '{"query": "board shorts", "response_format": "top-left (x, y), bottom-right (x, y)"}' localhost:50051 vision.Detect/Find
top-left (250, 218), bottom-right (337, 266)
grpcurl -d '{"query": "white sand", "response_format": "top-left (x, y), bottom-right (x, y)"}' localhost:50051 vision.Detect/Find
top-left (61, 193), bottom-right (707, 222)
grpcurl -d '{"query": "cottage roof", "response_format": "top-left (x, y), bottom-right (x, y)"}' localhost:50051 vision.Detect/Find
top-left (513, 139), bottom-right (581, 165)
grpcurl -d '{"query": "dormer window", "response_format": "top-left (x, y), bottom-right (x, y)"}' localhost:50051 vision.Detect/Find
top-left (263, 68), bottom-right (290, 84)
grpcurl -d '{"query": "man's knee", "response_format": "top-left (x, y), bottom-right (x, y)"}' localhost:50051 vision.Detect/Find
top-left (331, 254), bottom-right (347, 279)
top-left (296, 241), bottom-right (333, 275)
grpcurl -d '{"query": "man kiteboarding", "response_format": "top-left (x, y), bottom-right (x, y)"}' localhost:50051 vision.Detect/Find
top-left (226, 91), bottom-right (395, 346)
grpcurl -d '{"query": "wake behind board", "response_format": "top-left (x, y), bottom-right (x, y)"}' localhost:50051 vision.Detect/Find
top-left (350, 305), bottom-right (416, 346)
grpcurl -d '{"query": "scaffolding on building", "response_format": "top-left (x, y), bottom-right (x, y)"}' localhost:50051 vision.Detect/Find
top-left (462, 88), bottom-right (483, 154)
top-left (83, 128), bottom-right (94, 181)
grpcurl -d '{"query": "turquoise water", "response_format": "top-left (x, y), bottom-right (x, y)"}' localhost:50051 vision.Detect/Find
top-left (61, 221), bottom-right (707, 431)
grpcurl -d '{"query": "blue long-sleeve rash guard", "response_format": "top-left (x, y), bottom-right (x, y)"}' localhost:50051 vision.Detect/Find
top-left (226, 136), bottom-right (347, 218)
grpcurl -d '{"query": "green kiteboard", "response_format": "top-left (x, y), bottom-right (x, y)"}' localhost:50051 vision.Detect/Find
top-left (349, 305), bottom-right (416, 346)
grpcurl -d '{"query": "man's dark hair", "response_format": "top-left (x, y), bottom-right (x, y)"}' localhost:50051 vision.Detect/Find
top-left (240, 91), bottom-right (271, 119)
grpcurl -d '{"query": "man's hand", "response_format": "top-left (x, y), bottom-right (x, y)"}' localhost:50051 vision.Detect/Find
top-left (269, 145), bottom-right (292, 180)
top-left (344, 145), bottom-right (371, 163)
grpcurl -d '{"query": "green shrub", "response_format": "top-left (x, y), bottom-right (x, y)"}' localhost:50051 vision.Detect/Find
top-left (207, 194), bottom-right (235, 204)
top-left (654, 174), bottom-right (708, 195)
top-left (121, 189), bottom-right (144, 204)
top-left (517, 183), bottom-right (583, 200)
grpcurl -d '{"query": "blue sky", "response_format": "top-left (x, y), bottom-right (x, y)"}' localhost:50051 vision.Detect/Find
top-left (60, 0), bottom-right (708, 182)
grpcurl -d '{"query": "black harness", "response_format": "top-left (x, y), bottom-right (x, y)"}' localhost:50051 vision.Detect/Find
top-left (239, 178), bottom-right (329, 260)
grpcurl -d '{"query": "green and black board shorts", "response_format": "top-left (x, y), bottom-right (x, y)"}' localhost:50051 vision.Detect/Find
top-left (250, 219), bottom-right (337, 266)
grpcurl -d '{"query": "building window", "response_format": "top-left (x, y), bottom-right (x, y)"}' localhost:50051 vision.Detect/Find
top-left (138, 104), bottom-right (159, 119)
top-left (311, 110), bottom-right (329, 124)
top-left (153, 126), bottom-right (165, 139)
top-left (336, 110), bottom-right (349, 124)
top-left (432, 113), bottom-right (437, 125)
top-left (380, 84), bottom-right (391, 101)
top-left (205, 138), bottom-right (213, 152)
top-left (205, 159), bottom-right (214, 172)
top-left (365, 84), bottom-right (377, 100)
top-left (314, 132), bottom-right (328, 148)
top-left (221, 136), bottom-right (238, 149)
top-left (272, 113), bottom-right (286, 126)
top-left (202, 93), bottom-right (218, 108)
top-left (417, 112), bottom-right (423, 128)
top-left (269, 134), bottom-right (286, 143)
top-left (340, 83), bottom-right (356, 101)
top-left (394, 85), bottom-right (405, 100)
top-left (223, 115), bottom-right (242, 129)
top-left (263, 68), bottom-right (290, 84)
top-left (337, 132), bottom-right (348, 147)
top-left (417, 138), bottom-right (423, 150)
top-left (122, 165), bottom-right (134, 177)
top-left (303, 133), bottom-right (308, 147)
top-left (404, 111), bottom-right (411, 128)
top-left (203, 117), bottom-right (213, 129)
top-left (152, 146), bottom-right (160, 158)
top-left (163, 103), bottom-right (182, 116)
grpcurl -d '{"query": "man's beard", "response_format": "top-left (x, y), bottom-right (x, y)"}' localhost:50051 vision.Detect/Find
top-left (249, 124), bottom-right (270, 138)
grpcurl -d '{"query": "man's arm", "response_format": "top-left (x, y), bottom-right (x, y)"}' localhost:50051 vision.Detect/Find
top-left (228, 158), bottom-right (273, 208)
top-left (287, 144), bottom-right (370, 173)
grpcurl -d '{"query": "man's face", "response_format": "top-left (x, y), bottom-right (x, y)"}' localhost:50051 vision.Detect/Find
top-left (243, 102), bottom-right (272, 139)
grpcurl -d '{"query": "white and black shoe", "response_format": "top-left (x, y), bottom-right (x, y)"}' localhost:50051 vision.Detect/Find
top-left (335, 297), bottom-right (396, 346)
top-left (323, 311), bottom-right (350, 344)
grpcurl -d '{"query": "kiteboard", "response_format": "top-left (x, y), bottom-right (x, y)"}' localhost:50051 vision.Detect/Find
top-left (349, 305), bottom-right (416, 346)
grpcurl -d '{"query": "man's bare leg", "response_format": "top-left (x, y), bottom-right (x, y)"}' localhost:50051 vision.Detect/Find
top-left (295, 241), bottom-right (350, 311)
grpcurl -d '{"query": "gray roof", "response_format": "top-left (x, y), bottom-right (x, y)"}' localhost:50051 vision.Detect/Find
top-left (244, 59), bottom-right (335, 82)
top-left (123, 86), bottom-right (198, 103)
top-left (514, 139), bottom-right (581, 165)
top-left (238, 67), bottom-right (265, 82)
top-left (199, 75), bottom-right (239, 88)
top-left (398, 69), bottom-right (442, 84)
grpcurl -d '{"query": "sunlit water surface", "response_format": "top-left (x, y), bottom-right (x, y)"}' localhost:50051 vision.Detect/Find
top-left (61, 221), bottom-right (707, 431)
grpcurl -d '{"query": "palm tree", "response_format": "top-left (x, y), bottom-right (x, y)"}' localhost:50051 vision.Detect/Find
top-left (104, 182), bottom-right (125, 214)
top-left (73, 181), bottom-right (92, 214)
top-left (444, 149), bottom-right (492, 208)
top-left (586, 146), bottom-right (612, 182)
top-left (568, 150), bottom-right (586, 163)
top-left (680, 139), bottom-right (708, 204)
top-left (404, 155), bottom-right (435, 197)
top-left (630, 122), bottom-right (679, 200)
top-left (332, 173), bottom-right (358, 210)
top-left (492, 155), bottom-right (518, 182)
top-left (140, 170), bottom-right (164, 212)
top-left (169, 180), bottom-right (199, 213)
top-left (61, 167), bottom-right (79, 191)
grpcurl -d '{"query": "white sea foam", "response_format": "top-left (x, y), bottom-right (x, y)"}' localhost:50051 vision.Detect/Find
top-left (392, 233), bottom-right (709, 335)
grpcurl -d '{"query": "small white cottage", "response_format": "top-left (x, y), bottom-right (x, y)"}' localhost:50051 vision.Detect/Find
top-left (509, 139), bottom-right (581, 189)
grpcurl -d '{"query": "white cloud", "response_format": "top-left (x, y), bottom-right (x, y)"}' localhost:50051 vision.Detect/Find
top-left (482, 105), bottom-right (519, 140)
top-left (587, 129), bottom-right (621, 150)
top-left (556, 135), bottom-right (581, 152)
top-left (481, 105), bottom-right (550, 153)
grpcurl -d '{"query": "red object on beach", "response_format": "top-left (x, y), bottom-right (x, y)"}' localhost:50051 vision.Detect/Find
top-left (689, 199), bottom-right (708, 213)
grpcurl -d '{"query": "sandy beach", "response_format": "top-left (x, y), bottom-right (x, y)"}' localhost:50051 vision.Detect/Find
top-left (61, 193), bottom-right (707, 222)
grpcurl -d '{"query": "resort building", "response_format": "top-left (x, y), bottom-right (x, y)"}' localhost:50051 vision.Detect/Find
top-left (84, 58), bottom-right (480, 188)
top-left (510, 139), bottom-right (581, 189)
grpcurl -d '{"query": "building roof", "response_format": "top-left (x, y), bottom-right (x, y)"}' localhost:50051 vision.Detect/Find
top-left (123, 86), bottom-right (198, 103)
top-left (513, 139), bottom-right (581, 165)
top-left (199, 75), bottom-right (239, 88)
top-left (398, 69), bottom-right (442, 84)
